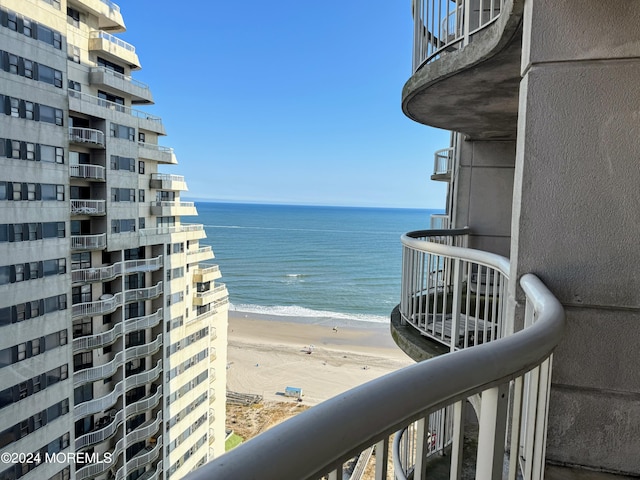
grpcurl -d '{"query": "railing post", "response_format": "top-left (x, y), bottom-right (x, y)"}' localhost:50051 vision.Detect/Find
top-left (449, 400), bottom-right (465, 480)
top-left (450, 257), bottom-right (462, 351)
top-left (374, 437), bottom-right (388, 480)
top-left (463, 0), bottom-right (471, 45)
top-left (413, 417), bottom-right (428, 480)
top-left (475, 384), bottom-right (509, 480)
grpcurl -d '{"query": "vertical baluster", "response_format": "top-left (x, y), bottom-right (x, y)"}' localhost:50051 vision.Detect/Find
top-left (414, 417), bottom-right (429, 480)
top-left (462, 262), bottom-right (471, 349)
top-left (532, 356), bottom-right (553, 480)
top-left (449, 400), bottom-right (465, 480)
top-left (508, 376), bottom-right (524, 480)
top-left (476, 384), bottom-right (509, 480)
top-left (483, 267), bottom-right (491, 341)
top-left (375, 437), bottom-right (389, 480)
top-left (450, 257), bottom-right (462, 351)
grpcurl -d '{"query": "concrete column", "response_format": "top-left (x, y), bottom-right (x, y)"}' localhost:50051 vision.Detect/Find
top-left (511, 1), bottom-right (640, 474)
top-left (453, 137), bottom-right (515, 257)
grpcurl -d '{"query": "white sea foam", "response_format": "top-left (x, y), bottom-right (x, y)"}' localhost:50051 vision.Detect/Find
top-left (230, 303), bottom-right (389, 325)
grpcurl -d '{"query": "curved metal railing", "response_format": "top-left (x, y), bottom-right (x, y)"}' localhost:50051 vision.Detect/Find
top-left (412, 0), bottom-right (504, 71)
top-left (401, 229), bottom-right (509, 350)
top-left (183, 272), bottom-right (564, 480)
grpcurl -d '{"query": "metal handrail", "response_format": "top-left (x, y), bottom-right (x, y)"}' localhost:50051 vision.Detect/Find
top-left (70, 163), bottom-right (106, 180)
top-left (71, 199), bottom-right (106, 215)
top-left (195, 284), bottom-right (226, 299)
top-left (150, 173), bottom-right (184, 182)
top-left (433, 147), bottom-right (453, 175)
top-left (91, 66), bottom-right (147, 89)
top-left (401, 228), bottom-right (509, 350)
top-left (69, 126), bottom-right (105, 146)
top-left (72, 255), bottom-right (163, 283)
top-left (412, 0), bottom-right (504, 71)
top-left (69, 89), bottom-right (161, 122)
top-left (71, 233), bottom-right (107, 250)
top-left (89, 30), bottom-right (135, 52)
top-left (184, 274), bottom-right (564, 480)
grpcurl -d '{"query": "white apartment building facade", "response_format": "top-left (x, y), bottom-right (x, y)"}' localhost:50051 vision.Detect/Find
top-left (0, 1), bottom-right (228, 479)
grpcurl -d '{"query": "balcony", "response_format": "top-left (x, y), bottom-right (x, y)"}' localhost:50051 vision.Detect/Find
top-left (90, 66), bottom-right (153, 104)
top-left (139, 224), bottom-right (206, 241)
top-left (75, 409), bottom-right (123, 450)
top-left (124, 334), bottom-right (162, 362)
top-left (72, 255), bottom-right (163, 283)
top-left (187, 273), bottom-right (564, 480)
top-left (193, 283), bottom-right (227, 307)
top-left (74, 350), bottom-right (124, 386)
top-left (432, 147), bottom-right (453, 181)
top-left (124, 281), bottom-right (163, 303)
top-left (76, 436), bottom-right (124, 480)
top-left (429, 214), bottom-right (450, 230)
top-left (138, 142), bottom-right (177, 164)
top-left (73, 309), bottom-right (163, 351)
top-left (69, 0), bottom-right (125, 32)
top-left (150, 201), bottom-right (197, 217)
top-left (193, 263), bottom-right (222, 283)
top-left (71, 233), bottom-right (107, 251)
top-left (149, 173), bottom-right (187, 191)
top-left (74, 380), bottom-right (123, 417)
top-left (125, 386), bottom-right (162, 418)
top-left (68, 90), bottom-right (165, 135)
top-left (116, 435), bottom-right (162, 480)
top-left (70, 164), bottom-right (106, 181)
top-left (402, 0), bottom-right (523, 138)
top-left (71, 199), bottom-right (106, 216)
top-left (72, 291), bottom-right (121, 319)
top-left (69, 127), bottom-right (105, 148)
top-left (187, 245), bottom-right (214, 264)
top-left (127, 360), bottom-right (162, 389)
top-left (88, 30), bottom-right (141, 69)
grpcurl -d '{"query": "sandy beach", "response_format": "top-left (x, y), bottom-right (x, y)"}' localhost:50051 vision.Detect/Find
top-left (226, 312), bottom-right (414, 406)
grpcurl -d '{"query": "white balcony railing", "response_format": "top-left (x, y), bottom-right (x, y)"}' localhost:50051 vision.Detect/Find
top-left (72, 291), bottom-right (121, 319)
top-left (124, 334), bottom-right (162, 362)
top-left (69, 126), bottom-right (105, 147)
top-left (401, 228), bottom-right (508, 349)
top-left (72, 255), bottom-right (163, 283)
top-left (74, 380), bottom-right (124, 418)
top-left (125, 386), bottom-right (162, 418)
top-left (185, 273), bottom-right (564, 480)
top-left (70, 163), bottom-right (106, 181)
top-left (89, 30), bottom-right (135, 52)
top-left (90, 66), bottom-right (148, 90)
top-left (140, 224), bottom-right (204, 237)
top-left (75, 409), bottom-right (124, 450)
top-left (429, 213), bottom-right (449, 230)
top-left (69, 90), bottom-right (162, 123)
top-left (412, 0), bottom-right (504, 71)
top-left (71, 199), bottom-right (106, 216)
top-left (73, 351), bottom-right (124, 386)
top-left (115, 435), bottom-right (162, 480)
top-left (124, 282), bottom-right (163, 303)
top-left (433, 147), bottom-right (453, 176)
top-left (73, 308), bottom-right (163, 351)
top-left (150, 173), bottom-right (184, 183)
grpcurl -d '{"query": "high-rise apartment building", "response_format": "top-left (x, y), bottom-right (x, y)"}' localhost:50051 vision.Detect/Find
top-left (0, 1), bottom-right (229, 479)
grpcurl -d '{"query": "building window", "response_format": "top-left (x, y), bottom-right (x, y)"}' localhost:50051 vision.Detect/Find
top-left (24, 102), bottom-right (34, 120)
top-left (138, 161), bottom-right (145, 174)
top-left (22, 19), bottom-right (32, 37)
top-left (67, 7), bottom-right (80, 27)
top-left (138, 189), bottom-right (145, 202)
top-left (138, 132), bottom-right (145, 143)
top-left (23, 60), bottom-right (33, 78)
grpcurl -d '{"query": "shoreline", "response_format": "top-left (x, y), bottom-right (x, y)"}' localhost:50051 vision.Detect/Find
top-left (226, 311), bottom-right (414, 406)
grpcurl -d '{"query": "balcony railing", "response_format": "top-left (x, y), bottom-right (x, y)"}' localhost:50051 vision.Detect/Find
top-left (74, 351), bottom-right (124, 386)
top-left (75, 409), bottom-right (123, 450)
top-left (69, 126), bottom-right (105, 147)
top-left (127, 360), bottom-right (162, 389)
top-left (74, 380), bottom-right (124, 418)
top-left (72, 291), bottom-right (122, 319)
top-left (412, 0), bottom-right (504, 71)
top-left (116, 435), bottom-right (162, 480)
top-left (124, 282), bottom-right (163, 303)
top-left (70, 163), bottom-right (106, 181)
top-left (140, 224), bottom-right (205, 237)
top-left (73, 309), bottom-right (163, 351)
top-left (71, 199), bottom-right (106, 216)
top-left (91, 66), bottom-right (148, 90)
top-left (433, 147), bottom-right (453, 177)
top-left (429, 214), bottom-right (450, 230)
top-left (125, 386), bottom-right (162, 418)
top-left (72, 255), bottom-right (163, 283)
top-left (89, 30), bottom-right (135, 52)
top-left (185, 274), bottom-right (564, 480)
top-left (401, 228), bottom-right (509, 350)
top-left (124, 334), bottom-right (162, 362)
top-left (69, 90), bottom-right (162, 124)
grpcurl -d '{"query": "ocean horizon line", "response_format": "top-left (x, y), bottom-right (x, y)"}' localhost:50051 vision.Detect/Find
top-left (183, 198), bottom-right (445, 212)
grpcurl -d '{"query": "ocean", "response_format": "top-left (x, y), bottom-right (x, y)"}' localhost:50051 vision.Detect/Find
top-left (190, 202), bottom-right (440, 326)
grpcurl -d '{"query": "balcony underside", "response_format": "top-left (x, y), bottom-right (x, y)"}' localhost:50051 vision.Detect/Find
top-left (402, 2), bottom-right (524, 139)
top-left (390, 306), bottom-right (449, 362)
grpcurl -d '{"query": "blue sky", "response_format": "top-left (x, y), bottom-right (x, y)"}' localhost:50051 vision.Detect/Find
top-left (119, 1), bottom-right (449, 209)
